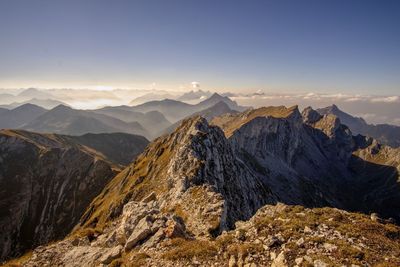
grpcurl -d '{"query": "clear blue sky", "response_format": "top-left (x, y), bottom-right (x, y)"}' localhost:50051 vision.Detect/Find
top-left (0, 0), bottom-right (399, 94)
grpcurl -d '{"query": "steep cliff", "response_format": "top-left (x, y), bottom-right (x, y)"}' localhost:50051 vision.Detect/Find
top-left (213, 106), bottom-right (354, 208)
top-left (0, 130), bottom-right (118, 260)
top-left (350, 135), bottom-right (400, 220)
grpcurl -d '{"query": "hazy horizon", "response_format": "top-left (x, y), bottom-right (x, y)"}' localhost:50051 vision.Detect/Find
top-left (0, 87), bottom-right (399, 126)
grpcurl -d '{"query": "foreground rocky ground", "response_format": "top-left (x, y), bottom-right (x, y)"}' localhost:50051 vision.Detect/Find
top-left (5, 203), bottom-right (400, 267)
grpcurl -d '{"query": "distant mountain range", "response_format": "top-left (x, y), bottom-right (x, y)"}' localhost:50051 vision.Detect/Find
top-left (0, 103), bottom-right (47, 128)
top-left (0, 98), bottom-right (68, 110)
top-left (22, 104), bottom-right (150, 137)
top-left (128, 92), bottom-right (177, 106)
top-left (0, 93), bottom-right (245, 140)
top-left (129, 93), bottom-right (245, 122)
top-left (92, 107), bottom-right (172, 135)
top-left (176, 89), bottom-right (213, 102)
top-left (1, 94), bottom-right (399, 149)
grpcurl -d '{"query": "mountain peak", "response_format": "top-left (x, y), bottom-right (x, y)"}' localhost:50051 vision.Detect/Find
top-left (13, 103), bottom-right (44, 111)
top-left (196, 92), bottom-right (244, 112)
top-left (78, 111), bottom-right (272, 239)
top-left (209, 92), bottom-right (224, 100)
top-left (329, 104), bottom-right (340, 112)
top-left (302, 106), bottom-right (322, 124)
top-left (173, 115), bottom-right (210, 137)
top-left (52, 104), bottom-right (73, 111)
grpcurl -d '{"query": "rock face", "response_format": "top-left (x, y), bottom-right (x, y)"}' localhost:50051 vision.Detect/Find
top-left (213, 106), bottom-right (400, 222)
top-left (350, 135), bottom-right (400, 221)
top-left (0, 130), bottom-right (117, 260)
top-left (213, 106), bottom-right (354, 208)
top-left (79, 117), bottom-right (275, 238)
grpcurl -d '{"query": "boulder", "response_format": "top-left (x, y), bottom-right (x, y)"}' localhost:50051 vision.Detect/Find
top-left (99, 245), bottom-right (122, 264)
top-left (124, 216), bottom-right (154, 251)
top-left (164, 216), bottom-right (187, 238)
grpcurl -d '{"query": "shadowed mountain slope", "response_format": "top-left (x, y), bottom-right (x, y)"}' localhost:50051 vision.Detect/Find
top-left (92, 107), bottom-right (171, 138)
top-left (66, 132), bottom-right (149, 166)
top-left (0, 130), bottom-right (117, 260)
top-left (0, 129), bottom-right (150, 261)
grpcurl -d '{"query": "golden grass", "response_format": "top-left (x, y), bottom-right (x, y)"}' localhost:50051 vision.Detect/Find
top-left (211, 105), bottom-right (299, 137)
top-left (161, 238), bottom-right (218, 261)
top-left (1, 251), bottom-right (32, 267)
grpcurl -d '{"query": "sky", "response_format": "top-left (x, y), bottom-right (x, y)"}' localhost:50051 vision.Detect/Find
top-left (0, 0), bottom-right (399, 94)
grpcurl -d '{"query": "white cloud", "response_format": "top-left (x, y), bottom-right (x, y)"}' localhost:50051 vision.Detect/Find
top-left (191, 82), bottom-right (200, 89)
top-left (370, 96), bottom-right (400, 103)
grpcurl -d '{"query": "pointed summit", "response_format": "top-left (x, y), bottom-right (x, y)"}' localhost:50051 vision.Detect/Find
top-left (50, 104), bottom-right (76, 115)
top-left (302, 106), bottom-right (322, 124)
top-left (79, 113), bottom-right (273, 237)
top-left (209, 92), bottom-right (224, 100)
top-left (53, 104), bottom-right (72, 110)
top-left (196, 93), bottom-right (243, 111)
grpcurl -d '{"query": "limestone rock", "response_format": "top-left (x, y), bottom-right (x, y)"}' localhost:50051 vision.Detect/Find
top-left (164, 216), bottom-right (187, 238)
top-left (271, 251), bottom-right (287, 267)
top-left (125, 216), bottom-right (154, 251)
top-left (99, 245), bottom-right (122, 264)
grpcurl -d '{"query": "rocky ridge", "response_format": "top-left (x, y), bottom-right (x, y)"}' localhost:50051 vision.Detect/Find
top-left (78, 116), bottom-right (275, 238)
top-left (214, 106), bottom-right (354, 208)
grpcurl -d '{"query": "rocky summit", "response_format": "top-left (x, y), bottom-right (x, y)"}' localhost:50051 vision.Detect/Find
top-left (2, 105), bottom-right (400, 267)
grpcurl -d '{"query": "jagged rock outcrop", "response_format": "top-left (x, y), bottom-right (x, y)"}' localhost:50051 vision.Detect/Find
top-left (317, 104), bottom-right (400, 148)
top-left (78, 116), bottom-right (275, 238)
top-left (213, 105), bottom-right (400, 221)
top-left (302, 108), bottom-right (354, 164)
top-left (0, 130), bottom-right (118, 261)
top-left (301, 106), bottom-right (322, 124)
top-left (213, 106), bottom-right (354, 208)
